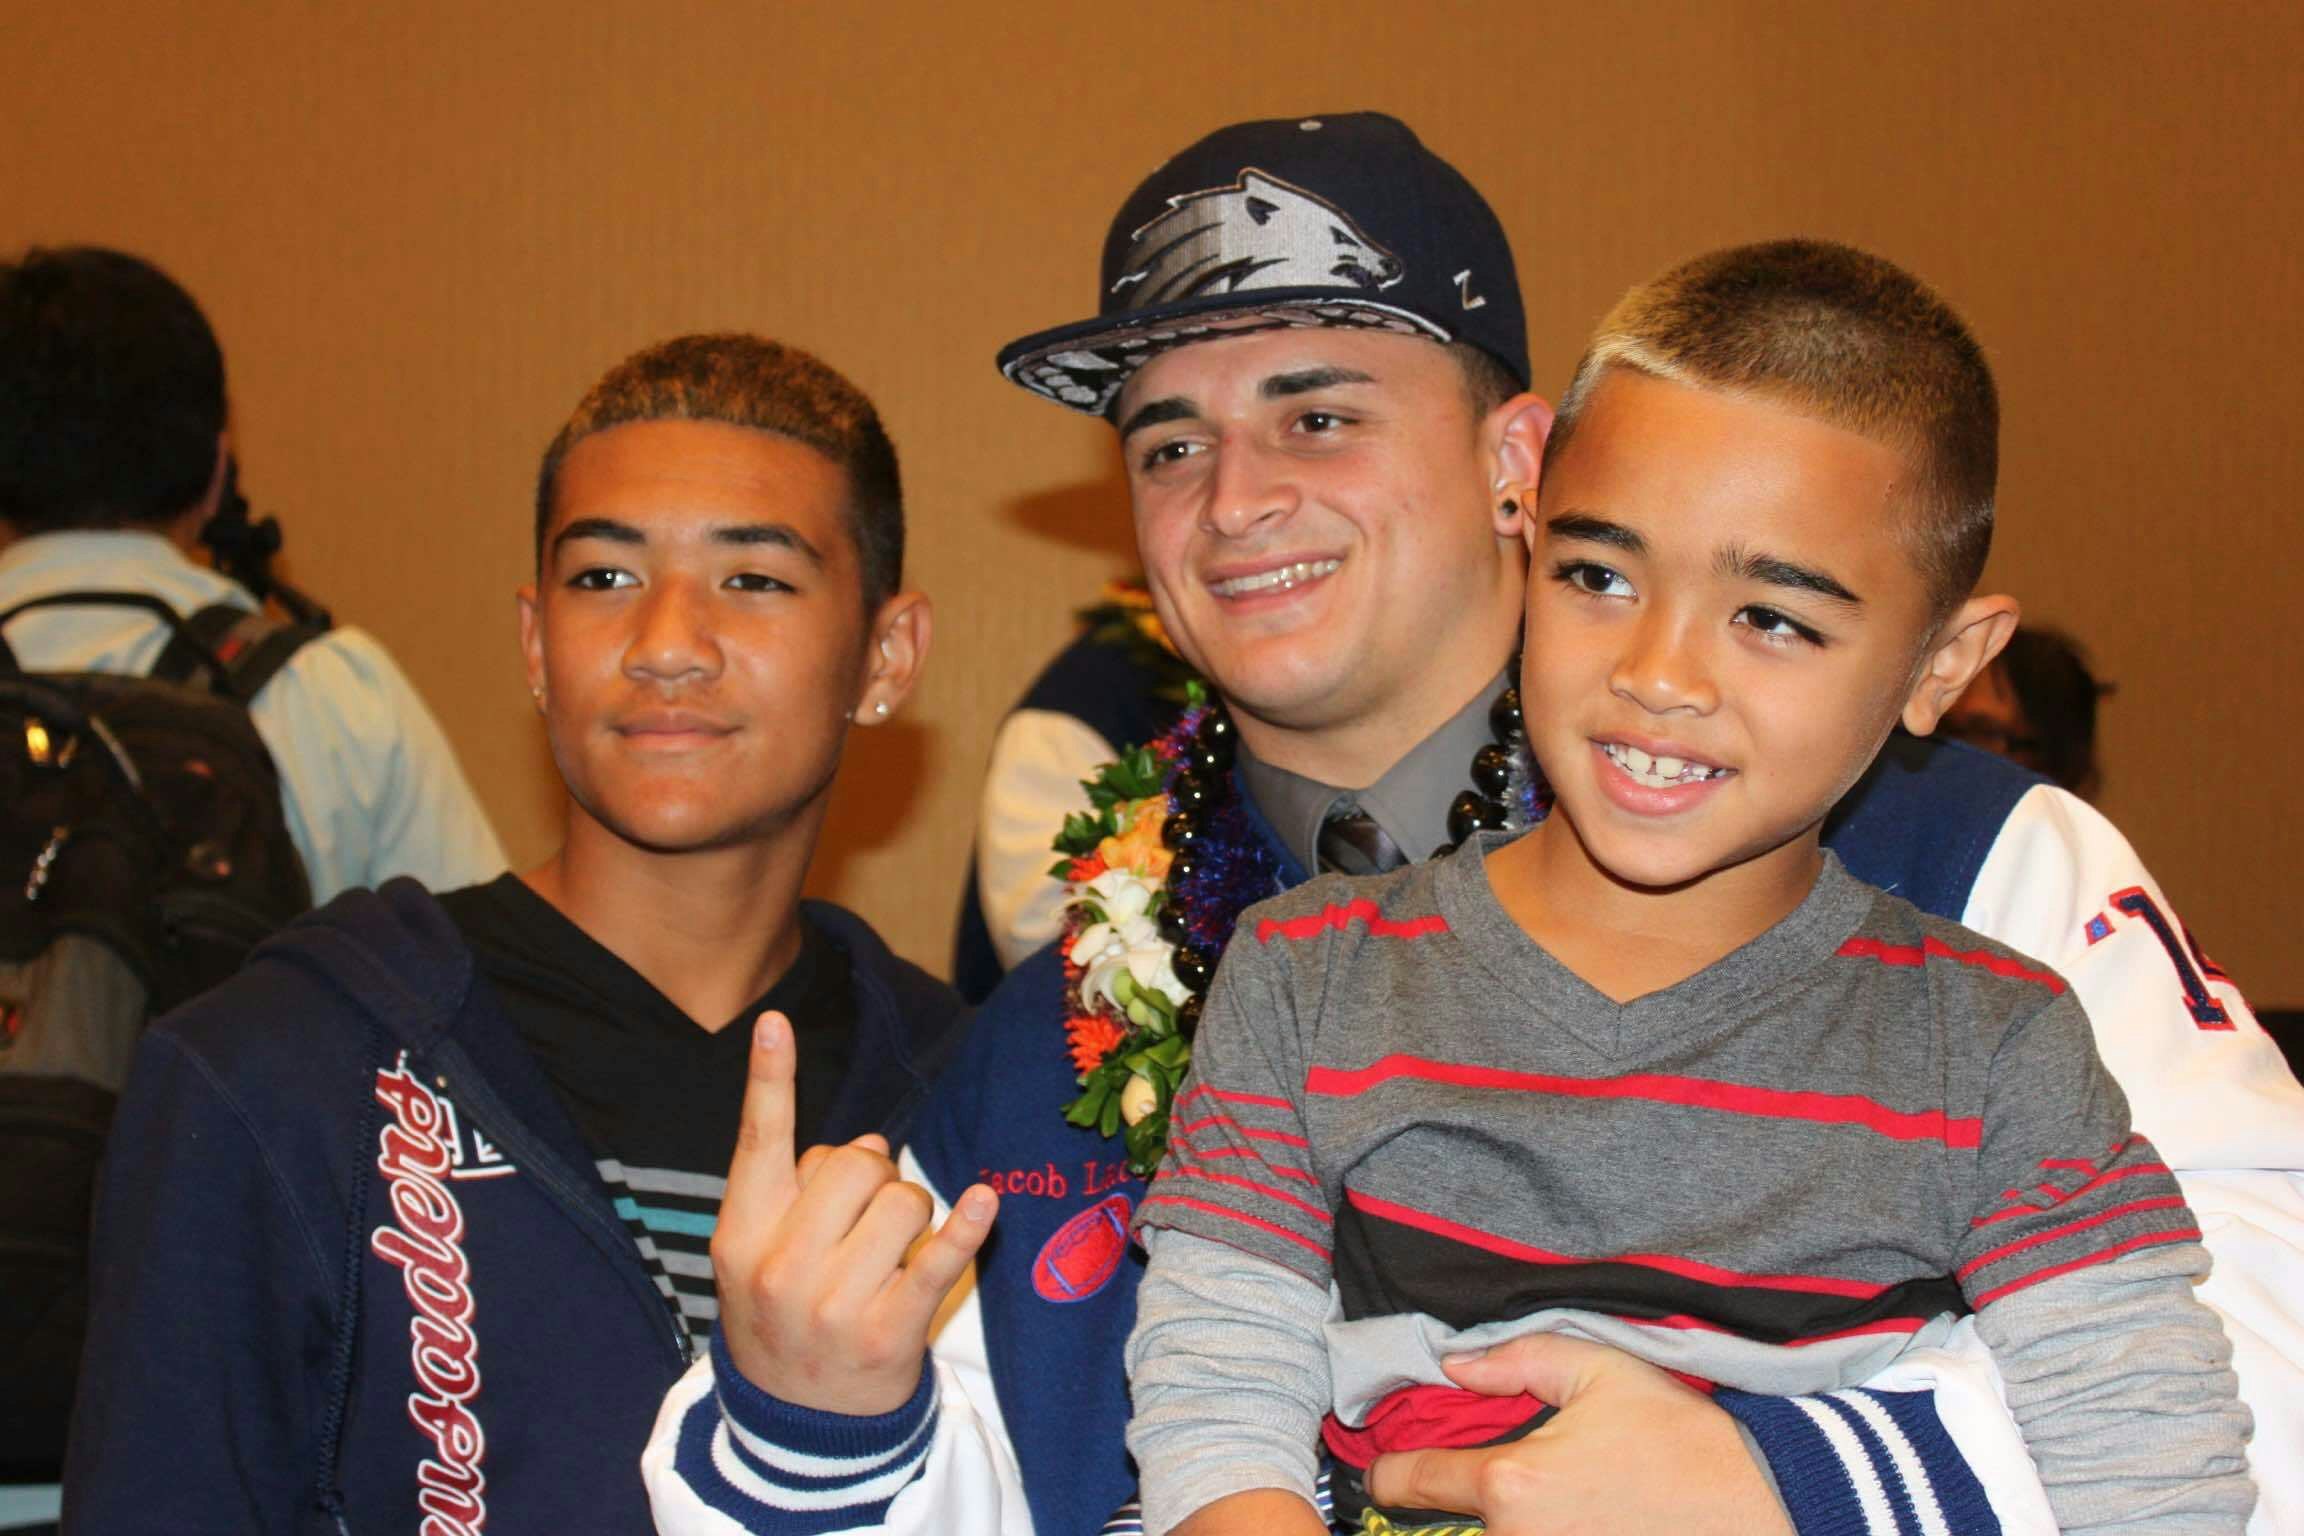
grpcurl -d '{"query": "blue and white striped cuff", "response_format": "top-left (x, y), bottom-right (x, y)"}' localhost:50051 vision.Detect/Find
top-left (1716, 1386), bottom-right (2000, 1536)
top-left (672, 1324), bottom-right (938, 1534)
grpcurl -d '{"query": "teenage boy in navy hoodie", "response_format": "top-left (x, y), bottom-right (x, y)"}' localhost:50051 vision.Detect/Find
top-left (63, 334), bottom-right (979, 1533)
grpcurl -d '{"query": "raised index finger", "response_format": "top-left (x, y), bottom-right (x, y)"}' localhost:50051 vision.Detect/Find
top-left (720, 1011), bottom-right (800, 1227)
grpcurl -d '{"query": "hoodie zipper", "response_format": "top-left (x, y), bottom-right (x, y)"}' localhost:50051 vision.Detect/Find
top-left (423, 1037), bottom-right (693, 1369)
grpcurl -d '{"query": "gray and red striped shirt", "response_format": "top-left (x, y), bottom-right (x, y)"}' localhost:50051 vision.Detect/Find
top-left (1137, 836), bottom-right (2201, 1439)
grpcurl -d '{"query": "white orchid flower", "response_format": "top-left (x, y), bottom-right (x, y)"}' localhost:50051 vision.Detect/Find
top-left (1125, 944), bottom-right (1191, 1009)
top-left (1067, 922), bottom-right (1116, 968)
top-left (1086, 869), bottom-right (1155, 921)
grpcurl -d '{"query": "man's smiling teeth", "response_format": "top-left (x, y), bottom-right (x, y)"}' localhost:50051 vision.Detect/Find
top-left (1603, 741), bottom-right (1727, 788)
top-left (1209, 559), bottom-right (1341, 598)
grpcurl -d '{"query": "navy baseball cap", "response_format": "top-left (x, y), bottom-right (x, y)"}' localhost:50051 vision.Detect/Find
top-left (997, 112), bottom-right (1529, 415)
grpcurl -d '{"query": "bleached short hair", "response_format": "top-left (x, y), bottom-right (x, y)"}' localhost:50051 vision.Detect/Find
top-left (1544, 239), bottom-right (1996, 616)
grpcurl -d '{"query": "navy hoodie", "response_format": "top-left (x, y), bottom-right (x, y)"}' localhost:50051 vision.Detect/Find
top-left (65, 878), bottom-right (964, 1535)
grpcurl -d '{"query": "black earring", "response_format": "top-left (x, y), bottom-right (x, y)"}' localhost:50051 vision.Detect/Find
top-left (1500, 498), bottom-right (1520, 517)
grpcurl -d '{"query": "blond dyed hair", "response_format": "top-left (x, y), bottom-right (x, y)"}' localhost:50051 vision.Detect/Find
top-left (1543, 239), bottom-right (1996, 616)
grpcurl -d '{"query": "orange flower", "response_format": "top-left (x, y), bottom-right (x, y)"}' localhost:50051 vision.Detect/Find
top-left (1068, 854), bottom-right (1107, 883)
top-left (1065, 1013), bottom-right (1127, 1075)
top-left (1097, 795), bottom-right (1174, 881)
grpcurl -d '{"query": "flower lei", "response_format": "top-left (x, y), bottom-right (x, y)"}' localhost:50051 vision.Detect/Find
top-left (1054, 678), bottom-right (1545, 1176)
top-left (1051, 684), bottom-right (1273, 1174)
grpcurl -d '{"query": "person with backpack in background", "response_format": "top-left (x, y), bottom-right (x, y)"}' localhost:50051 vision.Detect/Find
top-left (0, 246), bottom-right (504, 901)
top-left (0, 246), bottom-right (503, 1496)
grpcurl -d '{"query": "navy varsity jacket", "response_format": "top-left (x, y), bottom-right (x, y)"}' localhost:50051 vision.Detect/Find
top-left (65, 879), bottom-right (964, 1535)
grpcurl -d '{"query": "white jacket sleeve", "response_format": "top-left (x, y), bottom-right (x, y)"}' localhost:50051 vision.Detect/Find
top-left (643, 1149), bottom-right (1032, 1536)
top-left (976, 710), bottom-right (1119, 970)
top-left (1950, 784), bottom-right (2304, 1534)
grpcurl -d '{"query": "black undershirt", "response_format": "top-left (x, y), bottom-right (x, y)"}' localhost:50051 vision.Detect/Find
top-left (438, 874), bottom-right (855, 1349)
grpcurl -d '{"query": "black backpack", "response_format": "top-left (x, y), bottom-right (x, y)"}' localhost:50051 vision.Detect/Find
top-left (0, 591), bottom-right (320, 1480)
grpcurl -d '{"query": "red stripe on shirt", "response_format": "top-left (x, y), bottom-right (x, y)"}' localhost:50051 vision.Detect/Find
top-left (1305, 1054), bottom-right (1981, 1148)
top-left (1956, 1195), bottom-right (2193, 1282)
top-left (1181, 1146), bottom-right (1319, 1183)
top-left (1165, 1122), bottom-right (1319, 1184)
top-left (1969, 1161), bottom-right (2172, 1228)
top-left (1969, 1225), bottom-right (2202, 1308)
top-left (1171, 1113), bottom-right (1310, 1149)
top-left (1158, 1162), bottom-right (1333, 1225)
top-left (1836, 935), bottom-right (2067, 995)
top-left (1345, 1188), bottom-right (1894, 1300)
top-left (1173, 1083), bottom-right (1294, 1114)
top-left (1634, 1313), bottom-right (1929, 1345)
top-left (1140, 1193), bottom-right (1334, 1262)
top-left (1254, 899), bottom-right (1450, 945)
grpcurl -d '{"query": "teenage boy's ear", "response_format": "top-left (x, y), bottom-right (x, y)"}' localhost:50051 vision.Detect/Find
top-left (850, 590), bottom-right (932, 726)
top-left (1484, 393), bottom-right (1555, 542)
top-left (516, 580), bottom-right (545, 700)
top-left (1901, 592), bottom-right (2021, 735)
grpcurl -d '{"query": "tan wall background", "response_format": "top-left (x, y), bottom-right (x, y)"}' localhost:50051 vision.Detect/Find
top-left (8, 1), bottom-right (2299, 998)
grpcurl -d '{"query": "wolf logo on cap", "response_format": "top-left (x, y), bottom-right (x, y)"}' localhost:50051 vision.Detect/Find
top-left (1111, 169), bottom-right (1404, 308)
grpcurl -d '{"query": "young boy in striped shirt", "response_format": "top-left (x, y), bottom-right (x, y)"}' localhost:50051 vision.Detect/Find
top-left (1127, 240), bottom-right (2255, 1535)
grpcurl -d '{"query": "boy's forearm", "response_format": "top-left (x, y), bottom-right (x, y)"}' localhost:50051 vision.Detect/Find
top-left (1172, 1488), bottom-right (1328, 1536)
top-left (1977, 1240), bottom-right (2256, 1533)
top-left (1127, 1229), bottom-right (1333, 1536)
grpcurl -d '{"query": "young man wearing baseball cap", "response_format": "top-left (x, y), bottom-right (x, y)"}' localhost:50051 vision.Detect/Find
top-left (650, 115), bottom-right (2304, 1535)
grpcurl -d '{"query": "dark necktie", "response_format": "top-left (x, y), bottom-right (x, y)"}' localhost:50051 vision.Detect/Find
top-left (1318, 802), bottom-right (1407, 878)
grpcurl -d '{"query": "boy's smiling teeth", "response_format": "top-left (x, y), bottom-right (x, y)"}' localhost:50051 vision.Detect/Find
top-left (1603, 741), bottom-right (1729, 788)
top-left (1209, 558), bottom-right (1341, 597)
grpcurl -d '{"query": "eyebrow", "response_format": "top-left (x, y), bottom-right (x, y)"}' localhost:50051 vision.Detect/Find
top-left (1118, 397), bottom-right (1196, 443)
top-left (551, 517), bottom-right (825, 566)
top-left (714, 523), bottom-right (826, 565)
top-left (552, 517), bottom-right (643, 555)
top-left (1718, 544), bottom-right (1863, 608)
top-left (1261, 366), bottom-right (1377, 398)
top-left (1116, 366), bottom-right (1382, 443)
top-left (1544, 513), bottom-right (1646, 552)
top-left (1547, 515), bottom-right (1865, 609)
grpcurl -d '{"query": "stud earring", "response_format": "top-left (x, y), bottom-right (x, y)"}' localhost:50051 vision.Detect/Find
top-left (530, 685), bottom-right (546, 710)
top-left (874, 699), bottom-right (890, 718)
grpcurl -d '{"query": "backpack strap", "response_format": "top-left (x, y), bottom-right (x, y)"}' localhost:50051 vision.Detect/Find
top-left (1, 590), bottom-right (244, 698)
top-left (151, 603), bottom-right (322, 701)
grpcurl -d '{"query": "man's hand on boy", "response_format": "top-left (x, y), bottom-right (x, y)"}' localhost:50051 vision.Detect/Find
top-left (1365, 1334), bottom-right (1794, 1536)
top-left (710, 1010), bottom-right (1000, 1416)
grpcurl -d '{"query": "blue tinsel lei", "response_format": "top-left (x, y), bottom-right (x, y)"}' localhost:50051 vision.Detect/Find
top-left (1152, 701), bottom-right (1550, 958)
top-left (1152, 704), bottom-right (1280, 955)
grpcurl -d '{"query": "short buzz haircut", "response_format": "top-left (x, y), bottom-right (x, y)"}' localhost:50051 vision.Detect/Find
top-left (1542, 239), bottom-right (1997, 616)
top-left (1450, 341), bottom-right (1522, 422)
top-left (534, 333), bottom-right (904, 609)
top-left (0, 247), bottom-right (227, 532)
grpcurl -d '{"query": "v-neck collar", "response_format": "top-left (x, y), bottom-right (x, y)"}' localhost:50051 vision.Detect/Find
top-left (1435, 832), bottom-right (1876, 1059)
top-left (454, 873), bottom-right (810, 1039)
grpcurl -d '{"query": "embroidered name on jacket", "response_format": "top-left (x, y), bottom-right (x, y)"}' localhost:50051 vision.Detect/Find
top-left (372, 1055), bottom-right (489, 1536)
